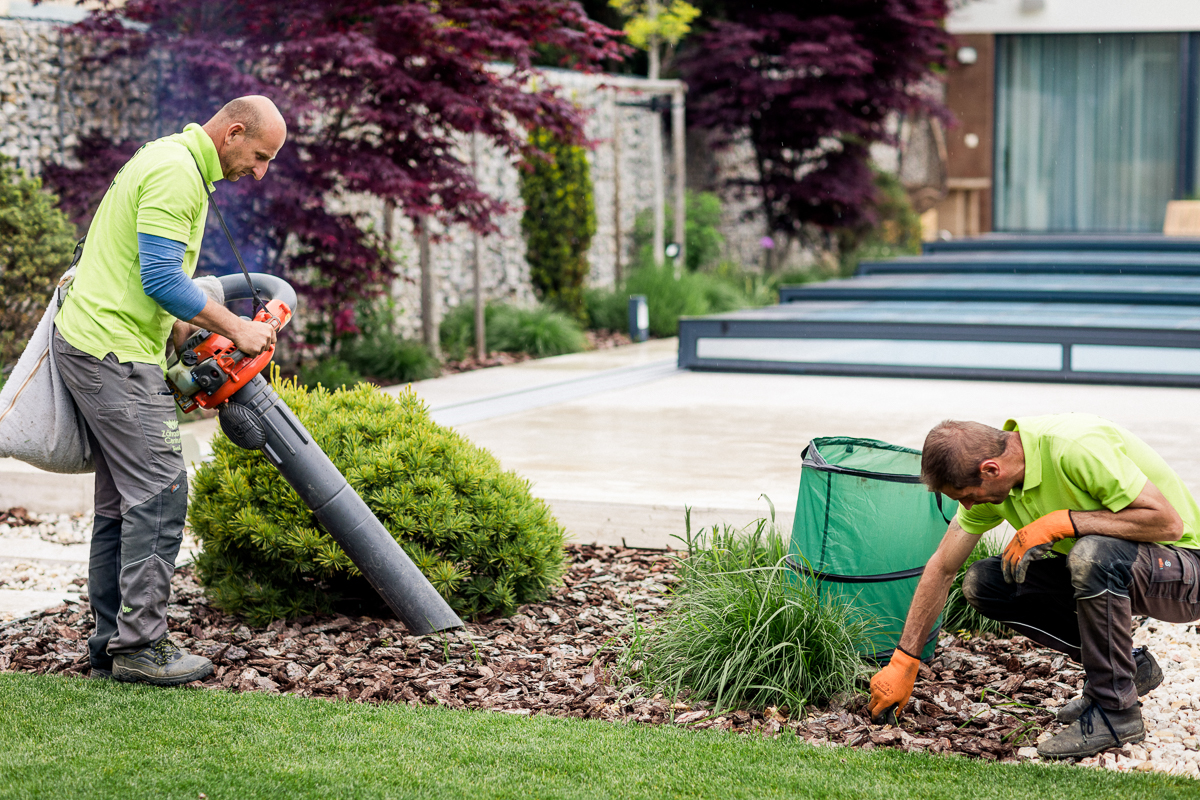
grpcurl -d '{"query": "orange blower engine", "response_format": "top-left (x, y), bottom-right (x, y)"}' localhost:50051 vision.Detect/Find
top-left (165, 294), bottom-right (293, 414)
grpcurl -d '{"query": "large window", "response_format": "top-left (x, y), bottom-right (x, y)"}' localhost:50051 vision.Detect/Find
top-left (994, 33), bottom-right (1186, 232)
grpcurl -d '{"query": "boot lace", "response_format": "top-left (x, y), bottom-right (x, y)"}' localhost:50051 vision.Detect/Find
top-left (149, 637), bottom-right (180, 666)
top-left (1079, 701), bottom-right (1120, 743)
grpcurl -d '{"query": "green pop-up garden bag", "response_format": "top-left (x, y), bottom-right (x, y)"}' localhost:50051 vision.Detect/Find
top-left (787, 436), bottom-right (957, 662)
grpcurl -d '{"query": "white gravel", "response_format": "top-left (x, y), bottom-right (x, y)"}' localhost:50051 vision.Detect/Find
top-left (0, 511), bottom-right (197, 621)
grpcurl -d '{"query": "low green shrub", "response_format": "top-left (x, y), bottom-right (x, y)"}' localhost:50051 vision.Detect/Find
top-left (583, 286), bottom-right (629, 332)
top-left (624, 264), bottom-right (745, 337)
top-left (298, 356), bottom-right (363, 391)
top-left (943, 534), bottom-right (1011, 637)
top-left (300, 300), bottom-right (438, 389)
top-left (0, 156), bottom-right (77, 369)
top-left (190, 379), bottom-right (569, 624)
top-left (439, 302), bottom-right (587, 360)
top-left (621, 512), bottom-right (876, 714)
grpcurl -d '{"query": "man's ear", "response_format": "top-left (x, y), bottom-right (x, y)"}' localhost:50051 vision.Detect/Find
top-left (978, 459), bottom-right (1002, 480)
top-left (224, 122), bottom-right (246, 145)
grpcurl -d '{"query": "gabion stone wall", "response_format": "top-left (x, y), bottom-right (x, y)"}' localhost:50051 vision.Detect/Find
top-left (0, 17), bottom-right (158, 176)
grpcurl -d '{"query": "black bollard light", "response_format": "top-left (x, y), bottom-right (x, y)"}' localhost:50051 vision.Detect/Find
top-left (628, 294), bottom-right (649, 343)
top-left (212, 275), bottom-right (463, 635)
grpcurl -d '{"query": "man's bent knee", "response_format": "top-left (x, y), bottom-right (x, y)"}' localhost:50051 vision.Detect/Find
top-left (1066, 536), bottom-right (1139, 599)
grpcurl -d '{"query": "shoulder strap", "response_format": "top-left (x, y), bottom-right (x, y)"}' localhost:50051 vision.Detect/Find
top-left (194, 162), bottom-right (264, 313)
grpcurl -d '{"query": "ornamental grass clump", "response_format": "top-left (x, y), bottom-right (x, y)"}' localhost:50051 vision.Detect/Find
top-left (189, 377), bottom-right (568, 625)
top-left (943, 534), bottom-right (1011, 637)
top-left (622, 512), bottom-right (876, 714)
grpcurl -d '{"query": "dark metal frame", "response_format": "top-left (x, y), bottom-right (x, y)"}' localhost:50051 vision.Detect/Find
top-left (779, 285), bottom-right (1200, 306)
top-left (922, 234), bottom-right (1200, 254)
top-left (677, 315), bottom-right (1200, 388)
top-left (861, 256), bottom-right (1200, 276)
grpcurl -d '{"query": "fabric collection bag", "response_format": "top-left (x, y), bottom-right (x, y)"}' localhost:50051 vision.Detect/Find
top-left (0, 243), bottom-right (93, 473)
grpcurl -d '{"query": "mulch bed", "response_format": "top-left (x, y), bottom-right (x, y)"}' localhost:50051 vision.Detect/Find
top-left (0, 543), bottom-right (1085, 762)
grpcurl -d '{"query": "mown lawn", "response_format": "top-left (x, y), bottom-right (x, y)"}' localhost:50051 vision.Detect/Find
top-left (0, 673), bottom-right (1193, 800)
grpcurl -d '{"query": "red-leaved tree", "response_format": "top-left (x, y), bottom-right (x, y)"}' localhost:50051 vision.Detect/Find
top-left (677, 1), bottom-right (952, 260)
top-left (44, 1), bottom-right (624, 328)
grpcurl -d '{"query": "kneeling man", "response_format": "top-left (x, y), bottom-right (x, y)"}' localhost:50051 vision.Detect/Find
top-left (868, 414), bottom-right (1200, 759)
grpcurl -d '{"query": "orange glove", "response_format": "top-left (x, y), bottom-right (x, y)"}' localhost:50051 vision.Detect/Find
top-left (867, 648), bottom-right (920, 724)
top-left (1002, 509), bottom-right (1076, 584)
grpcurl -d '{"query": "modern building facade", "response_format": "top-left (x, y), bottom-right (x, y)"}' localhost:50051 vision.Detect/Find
top-left (938, 0), bottom-right (1200, 236)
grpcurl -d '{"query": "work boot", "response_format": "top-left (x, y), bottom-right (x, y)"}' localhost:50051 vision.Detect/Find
top-left (112, 637), bottom-right (213, 686)
top-left (1037, 702), bottom-right (1145, 760)
top-left (1056, 647), bottom-right (1163, 724)
top-left (87, 666), bottom-right (113, 680)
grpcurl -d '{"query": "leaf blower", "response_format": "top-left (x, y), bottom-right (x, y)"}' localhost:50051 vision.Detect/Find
top-left (167, 271), bottom-right (462, 635)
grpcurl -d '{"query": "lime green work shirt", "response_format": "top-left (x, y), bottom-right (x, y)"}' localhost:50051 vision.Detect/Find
top-left (56, 123), bottom-right (222, 370)
top-left (956, 414), bottom-right (1200, 554)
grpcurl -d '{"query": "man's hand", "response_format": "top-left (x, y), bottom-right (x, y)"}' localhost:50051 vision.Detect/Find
top-left (1001, 509), bottom-right (1076, 584)
top-left (867, 648), bottom-right (921, 724)
top-left (230, 319), bottom-right (276, 357)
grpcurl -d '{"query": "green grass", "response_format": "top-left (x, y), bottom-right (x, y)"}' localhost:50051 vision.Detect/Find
top-left (1, 673), bottom-right (1194, 799)
top-left (622, 515), bottom-right (877, 715)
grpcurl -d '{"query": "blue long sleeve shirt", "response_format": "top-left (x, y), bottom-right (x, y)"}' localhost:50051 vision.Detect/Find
top-left (137, 232), bottom-right (208, 320)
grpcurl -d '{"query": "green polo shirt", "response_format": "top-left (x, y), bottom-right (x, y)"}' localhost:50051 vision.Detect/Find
top-left (957, 414), bottom-right (1200, 553)
top-left (56, 123), bottom-right (222, 370)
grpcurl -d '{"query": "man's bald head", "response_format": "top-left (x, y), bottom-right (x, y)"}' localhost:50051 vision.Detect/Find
top-left (202, 95), bottom-right (287, 182)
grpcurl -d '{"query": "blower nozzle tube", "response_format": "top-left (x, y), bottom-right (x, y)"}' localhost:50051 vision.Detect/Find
top-left (228, 374), bottom-right (464, 634)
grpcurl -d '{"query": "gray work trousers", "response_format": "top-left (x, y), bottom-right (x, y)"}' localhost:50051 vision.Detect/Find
top-left (962, 536), bottom-right (1200, 711)
top-left (53, 332), bottom-right (187, 668)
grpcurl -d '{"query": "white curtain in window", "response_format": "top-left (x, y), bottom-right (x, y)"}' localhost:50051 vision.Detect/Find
top-left (995, 34), bottom-right (1182, 232)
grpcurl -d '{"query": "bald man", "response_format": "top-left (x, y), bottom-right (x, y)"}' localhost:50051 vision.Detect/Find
top-left (54, 96), bottom-right (287, 685)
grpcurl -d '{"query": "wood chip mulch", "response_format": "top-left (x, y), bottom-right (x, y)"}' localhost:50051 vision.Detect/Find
top-left (0, 507), bottom-right (38, 527)
top-left (0, 544), bottom-right (1083, 762)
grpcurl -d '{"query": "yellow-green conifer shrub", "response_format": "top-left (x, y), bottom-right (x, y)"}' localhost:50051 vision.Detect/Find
top-left (189, 379), bottom-right (568, 625)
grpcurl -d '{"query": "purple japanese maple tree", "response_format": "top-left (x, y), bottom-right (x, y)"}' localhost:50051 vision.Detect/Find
top-left (44, 1), bottom-right (624, 327)
top-left (677, 1), bottom-right (952, 257)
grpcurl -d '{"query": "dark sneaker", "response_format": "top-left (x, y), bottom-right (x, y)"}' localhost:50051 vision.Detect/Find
top-left (1038, 702), bottom-right (1145, 760)
top-left (1056, 647), bottom-right (1164, 724)
top-left (112, 637), bottom-right (213, 686)
top-left (87, 666), bottom-right (113, 680)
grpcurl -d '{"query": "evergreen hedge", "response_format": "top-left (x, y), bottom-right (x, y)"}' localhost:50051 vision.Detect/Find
top-left (189, 378), bottom-right (569, 625)
top-left (0, 156), bottom-right (77, 373)
top-left (520, 128), bottom-right (596, 322)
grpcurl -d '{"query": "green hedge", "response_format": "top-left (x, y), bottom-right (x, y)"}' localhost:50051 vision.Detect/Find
top-left (190, 379), bottom-right (569, 624)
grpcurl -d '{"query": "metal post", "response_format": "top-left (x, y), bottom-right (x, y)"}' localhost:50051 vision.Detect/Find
top-left (651, 100), bottom-right (665, 267)
top-left (672, 88), bottom-right (687, 274)
top-left (612, 91), bottom-right (624, 284)
top-left (471, 132), bottom-right (486, 361)
top-left (419, 216), bottom-right (439, 358)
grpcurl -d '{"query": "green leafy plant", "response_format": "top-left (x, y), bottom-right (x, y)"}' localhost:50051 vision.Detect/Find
top-left (836, 168), bottom-right (923, 276)
top-left (632, 191), bottom-right (725, 273)
top-left (621, 511), bottom-right (876, 714)
top-left (520, 128), bottom-right (596, 322)
top-left (338, 301), bottom-right (439, 384)
top-left (583, 286), bottom-right (630, 332)
top-left (943, 535), bottom-right (1011, 636)
top-left (623, 264), bottom-right (744, 337)
top-left (440, 302), bottom-right (587, 361)
top-left (298, 357), bottom-right (364, 391)
top-left (189, 378), bottom-right (569, 624)
top-left (0, 156), bottom-right (77, 375)
top-left (300, 299), bottom-right (439, 390)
